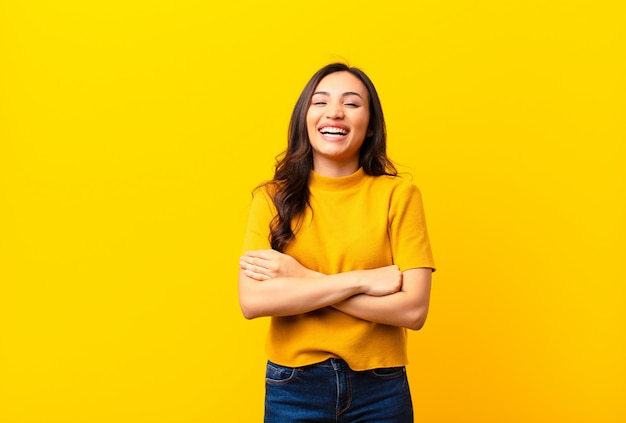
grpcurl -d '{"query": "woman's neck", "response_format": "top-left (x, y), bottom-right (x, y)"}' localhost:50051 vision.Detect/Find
top-left (312, 156), bottom-right (359, 177)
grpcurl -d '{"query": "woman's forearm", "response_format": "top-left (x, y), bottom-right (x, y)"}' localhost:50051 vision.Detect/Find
top-left (332, 268), bottom-right (432, 330)
top-left (238, 266), bottom-right (402, 319)
top-left (238, 270), bottom-right (357, 319)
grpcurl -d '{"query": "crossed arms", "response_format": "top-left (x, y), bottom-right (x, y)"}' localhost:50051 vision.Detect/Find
top-left (238, 249), bottom-right (432, 330)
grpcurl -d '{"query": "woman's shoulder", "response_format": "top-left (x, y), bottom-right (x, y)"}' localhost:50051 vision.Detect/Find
top-left (248, 182), bottom-right (278, 212)
top-left (368, 173), bottom-right (421, 195)
top-left (252, 181), bottom-right (278, 198)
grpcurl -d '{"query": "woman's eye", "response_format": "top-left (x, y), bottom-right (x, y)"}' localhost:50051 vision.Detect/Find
top-left (345, 103), bottom-right (359, 107)
top-left (312, 101), bottom-right (326, 106)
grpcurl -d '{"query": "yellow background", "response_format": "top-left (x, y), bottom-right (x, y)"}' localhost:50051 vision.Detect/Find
top-left (1, 1), bottom-right (624, 421)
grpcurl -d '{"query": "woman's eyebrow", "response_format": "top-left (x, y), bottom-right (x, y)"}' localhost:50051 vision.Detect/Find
top-left (342, 91), bottom-right (363, 98)
top-left (312, 91), bottom-right (364, 98)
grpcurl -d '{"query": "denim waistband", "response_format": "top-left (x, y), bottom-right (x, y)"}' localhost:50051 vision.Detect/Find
top-left (302, 358), bottom-right (405, 372)
top-left (310, 358), bottom-right (348, 371)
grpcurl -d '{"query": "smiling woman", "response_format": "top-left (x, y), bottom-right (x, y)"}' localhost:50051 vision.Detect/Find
top-left (306, 72), bottom-right (371, 176)
top-left (238, 63), bottom-right (436, 422)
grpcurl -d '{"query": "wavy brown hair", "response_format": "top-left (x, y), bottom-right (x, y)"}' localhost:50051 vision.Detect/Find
top-left (262, 63), bottom-right (397, 252)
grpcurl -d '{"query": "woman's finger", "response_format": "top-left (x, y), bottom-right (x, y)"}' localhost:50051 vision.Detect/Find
top-left (241, 255), bottom-right (270, 270)
top-left (243, 269), bottom-right (270, 281)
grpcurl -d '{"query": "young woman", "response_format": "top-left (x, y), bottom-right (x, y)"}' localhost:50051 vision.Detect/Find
top-left (238, 63), bottom-right (435, 422)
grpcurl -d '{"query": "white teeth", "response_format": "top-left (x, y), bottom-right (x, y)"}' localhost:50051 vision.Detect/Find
top-left (320, 127), bottom-right (347, 135)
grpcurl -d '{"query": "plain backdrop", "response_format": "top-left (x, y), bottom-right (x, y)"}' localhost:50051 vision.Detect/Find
top-left (1, 1), bottom-right (625, 422)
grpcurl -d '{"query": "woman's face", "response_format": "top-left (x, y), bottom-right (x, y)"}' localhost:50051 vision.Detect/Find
top-left (306, 71), bottom-right (370, 175)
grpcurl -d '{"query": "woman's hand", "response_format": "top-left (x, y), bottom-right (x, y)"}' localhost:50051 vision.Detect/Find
top-left (238, 251), bottom-right (411, 320)
top-left (332, 268), bottom-right (432, 330)
top-left (240, 250), bottom-right (401, 296)
top-left (240, 249), bottom-right (319, 281)
top-left (357, 265), bottom-right (403, 296)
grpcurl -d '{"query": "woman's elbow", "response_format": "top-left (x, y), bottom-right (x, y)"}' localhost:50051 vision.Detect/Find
top-left (406, 308), bottom-right (429, 331)
top-left (240, 305), bottom-right (255, 320)
top-left (239, 299), bottom-right (264, 320)
top-left (407, 317), bottom-right (426, 331)
top-left (238, 276), bottom-right (265, 319)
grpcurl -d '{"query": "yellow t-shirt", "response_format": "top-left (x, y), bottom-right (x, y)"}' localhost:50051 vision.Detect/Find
top-left (241, 167), bottom-right (435, 370)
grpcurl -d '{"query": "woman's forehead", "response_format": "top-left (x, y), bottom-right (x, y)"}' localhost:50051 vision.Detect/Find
top-left (313, 72), bottom-right (368, 98)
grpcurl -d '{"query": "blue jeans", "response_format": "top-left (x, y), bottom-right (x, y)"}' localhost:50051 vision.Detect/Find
top-left (264, 358), bottom-right (414, 422)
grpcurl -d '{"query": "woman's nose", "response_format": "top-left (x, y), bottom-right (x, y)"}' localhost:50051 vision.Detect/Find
top-left (327, 102), bottom-right (344, 119)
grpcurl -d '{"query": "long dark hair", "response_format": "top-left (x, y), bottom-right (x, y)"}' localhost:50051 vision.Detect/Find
top-left (262, 63), bottom-right (397, 252)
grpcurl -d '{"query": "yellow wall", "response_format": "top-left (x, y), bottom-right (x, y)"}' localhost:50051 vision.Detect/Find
top-left (1, 1), bottom-right (624, 421)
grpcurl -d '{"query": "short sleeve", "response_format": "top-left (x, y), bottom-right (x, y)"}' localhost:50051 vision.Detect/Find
top-left (388, 182), bottom-right (436, 272)
top-left (241, 187), bottom-right (276, 254)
